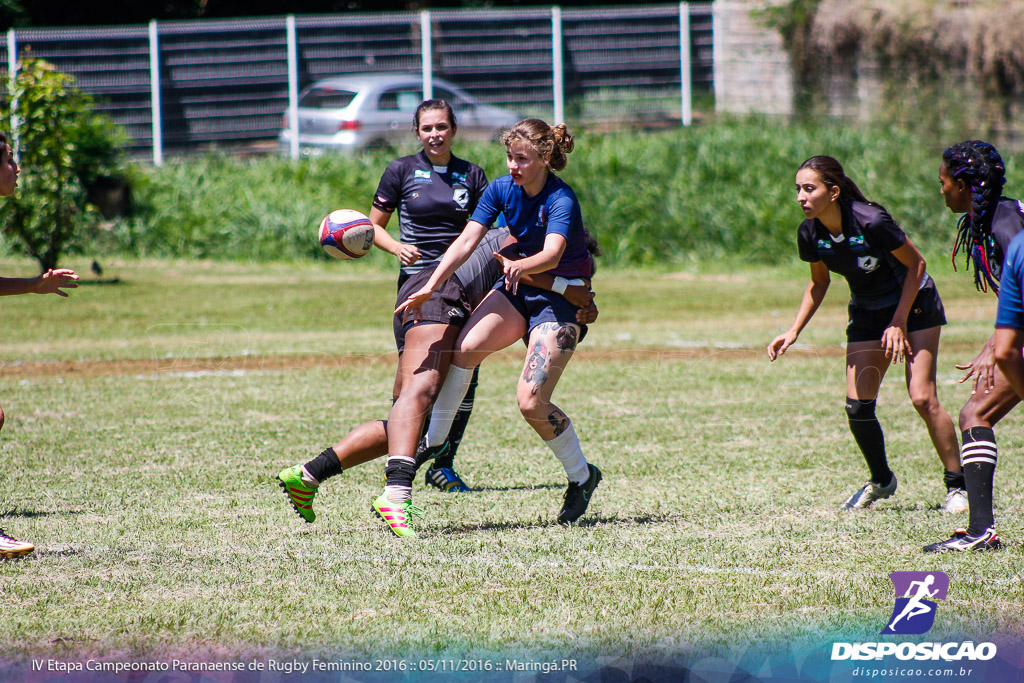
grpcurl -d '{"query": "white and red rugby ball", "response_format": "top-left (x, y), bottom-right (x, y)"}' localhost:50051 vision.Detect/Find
top-left (318, 209), bottom-right (374, 260)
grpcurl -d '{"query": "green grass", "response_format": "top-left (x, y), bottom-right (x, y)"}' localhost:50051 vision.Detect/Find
top-left (0, 258), bottom-right (1021, 668)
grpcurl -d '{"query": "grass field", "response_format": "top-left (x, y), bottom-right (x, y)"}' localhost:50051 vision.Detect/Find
top-left (0, 256), bottom-right (1022, 676)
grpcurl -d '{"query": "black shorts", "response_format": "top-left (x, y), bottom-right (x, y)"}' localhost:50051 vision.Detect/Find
top-left (393, 269), bottom-right (473, 353)
top-left (846, 284), bottom-right (946, 343)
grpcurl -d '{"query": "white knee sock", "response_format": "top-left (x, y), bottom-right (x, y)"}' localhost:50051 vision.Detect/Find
top-left (424, 365), bottom-right (475, 447)
top-left (545, 423), bottom-right (589, 484)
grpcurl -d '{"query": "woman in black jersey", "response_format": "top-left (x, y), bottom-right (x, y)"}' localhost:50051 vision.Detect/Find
top-left (370, 99), bottom-right (488, 492)
top-left (768, 156), bottom-right (963, 512)
top-left (924, 140), bottom-right (1024, 552)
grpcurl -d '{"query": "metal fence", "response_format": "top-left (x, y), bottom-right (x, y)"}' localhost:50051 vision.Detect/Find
top-left (4, 3), bottom-right (712, 163)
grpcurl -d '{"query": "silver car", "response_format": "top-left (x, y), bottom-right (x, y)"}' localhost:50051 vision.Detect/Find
top-left (278, 73), bottom-right (519, 155)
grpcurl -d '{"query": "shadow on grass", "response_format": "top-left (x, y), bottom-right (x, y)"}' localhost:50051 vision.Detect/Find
top-left (464, 483), bottom-right (561, 493)
top-left (439, 512), bottom-right (680, 534)
top-left (1, 509), bottom-right (83, 519)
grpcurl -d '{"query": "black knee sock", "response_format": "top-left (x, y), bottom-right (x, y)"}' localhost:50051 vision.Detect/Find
top-left (435, 365), bottom-right (478, 469)
top-left (943, 469), bottom-right (966, 491)
top-left (846, 398), bottom-right (891, 485)
top-left (303, 448), bottom-right (342, 484)
top-left (961, 427), bottom-right (997, 536)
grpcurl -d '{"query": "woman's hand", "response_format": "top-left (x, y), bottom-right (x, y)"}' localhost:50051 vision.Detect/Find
top-left (881, 323), bottom-right (911, 364)
top-left (394, 286), bottom-right (434, 322)
top-left (493, 253), bottom-right (525, 295)
top-left (562, 281), bottom-right (594, 308)
top-left (956, 337), bottom-right (997, 394)
top-left (395, 243), bottom-right (421, 267)
top-left (35, 269), bottom-right (79, 297)
top-left (576, 300), bottom-right (598, 325)
top-left (767, 331), bottom-right (798, 362)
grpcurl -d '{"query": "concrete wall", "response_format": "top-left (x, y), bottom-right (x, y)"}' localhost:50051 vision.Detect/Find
top-left (713, 0), bottom-right (793, 115)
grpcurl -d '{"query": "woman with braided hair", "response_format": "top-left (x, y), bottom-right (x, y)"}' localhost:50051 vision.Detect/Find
top-left (768, 156), bottom-right (963, 513)
top-left (924, 140), bottom-right (1024, 552)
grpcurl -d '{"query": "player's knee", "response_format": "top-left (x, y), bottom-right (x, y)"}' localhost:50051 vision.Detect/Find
top-left (406, 377), bottom-right (442, 410)
top-left (517, 393), bottom-right (545, 420)
top-left (845, 397), bottom-right (876, 421)
top-left (958, 405), bottom-right (978, 432)
top-left (909, 390), bottom-right (938, 415)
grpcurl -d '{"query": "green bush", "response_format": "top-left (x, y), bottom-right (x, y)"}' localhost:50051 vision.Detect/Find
top-left (0, 58), bottom-right (123, 270)
top-left (91, 116), bottom-right (982, 267)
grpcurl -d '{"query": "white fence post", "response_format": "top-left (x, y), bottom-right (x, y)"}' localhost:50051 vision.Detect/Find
top-left (7, 28), bottom-right (18, 159)
top-left (286, 15), bottom-right (299, 160)
top-left (679, 1), bottom-right (692, 126)
top-left (421, 10), bottom-right (433, 100)
top-left (148, 20), bottom-right (163, 166)
top-left (551, 6), bottom-right (563, 124)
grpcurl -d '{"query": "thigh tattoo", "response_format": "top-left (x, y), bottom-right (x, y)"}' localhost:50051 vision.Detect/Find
top-left (555, 325), bottom-right (578, 352)
top-left (523, 339), bottom-right (549, 392)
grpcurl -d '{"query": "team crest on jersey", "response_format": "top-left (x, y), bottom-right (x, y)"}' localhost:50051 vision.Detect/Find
top-left (817, 239), bottom-right (833, 251)
top-left (537, 206), bottom-right (547, 226)
top-left (451, 172), bottom-right (467, 184)
top-left (858, 255), bottom-right (880, 272)
top-left (849, 235), bottom-right (865, 247)
top-left (453, 188), bottom-right (469, 209)
top-left (414, 169), bottom-right (432, 183)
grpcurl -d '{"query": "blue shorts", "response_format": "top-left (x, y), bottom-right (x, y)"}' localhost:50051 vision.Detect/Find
top-left (492, 281), bottom-right (588, 342)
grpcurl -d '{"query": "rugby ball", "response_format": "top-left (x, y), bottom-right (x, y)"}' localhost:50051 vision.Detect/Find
top-left (318, 209), bottom-right (374, 260)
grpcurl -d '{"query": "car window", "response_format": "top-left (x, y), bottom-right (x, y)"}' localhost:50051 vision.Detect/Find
top-left (299, 88), bottom-right (357, 109)
top-left (378, 89), bottom-right (423, 112)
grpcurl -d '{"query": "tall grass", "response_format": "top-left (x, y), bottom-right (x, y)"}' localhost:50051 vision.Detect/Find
top-left (50, 117), bottom-right (1006, 267)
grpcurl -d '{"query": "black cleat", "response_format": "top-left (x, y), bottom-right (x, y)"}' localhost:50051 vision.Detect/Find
top-left (558, 464), bottom-right (602, 525)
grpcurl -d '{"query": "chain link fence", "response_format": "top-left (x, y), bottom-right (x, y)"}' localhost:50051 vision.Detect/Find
top-left (4, 3), bottom-right (712, 162)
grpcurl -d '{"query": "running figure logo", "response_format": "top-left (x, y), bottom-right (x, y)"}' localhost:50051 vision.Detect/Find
top-left (883, 571), bottom-right (949, 635)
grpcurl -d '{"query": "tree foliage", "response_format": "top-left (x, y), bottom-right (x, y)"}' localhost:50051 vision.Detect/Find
top-left (0, 58), bottom-right (122, 271)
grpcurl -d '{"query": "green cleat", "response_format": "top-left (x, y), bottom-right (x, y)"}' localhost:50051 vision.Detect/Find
top-left (277, 465), bottom-right (317, 524)
top-left (371, 494), bottom-right (424, 538)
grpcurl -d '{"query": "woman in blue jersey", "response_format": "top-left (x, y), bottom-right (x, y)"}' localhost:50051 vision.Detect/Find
top-left (924, 140), bottom-right (1024, 552)
top-left (767, 155), bottom-right (963, 513)
top-left (275, 225), bottom-right (596, 529)
top-left (388, 118), bottom-right (601, 534)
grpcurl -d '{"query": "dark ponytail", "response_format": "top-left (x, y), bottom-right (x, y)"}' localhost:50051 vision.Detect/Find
top-left (797, 155), bottom-right (870, 206)
top-left (944, 140), bottom-right (1006, 292)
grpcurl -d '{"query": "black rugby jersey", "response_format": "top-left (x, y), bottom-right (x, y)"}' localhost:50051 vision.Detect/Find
top-left (453, 227), bottom-right (509, 309)
top-left (372, 150), bottom-right (488, 277)
top-left (797, 201), bottom-right (926, 310)
top-left (983, 198), bottom-right (1024, 281)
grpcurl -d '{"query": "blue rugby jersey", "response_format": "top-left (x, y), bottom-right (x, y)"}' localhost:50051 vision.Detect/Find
top-left (471, 174), bottom-right (592, 279)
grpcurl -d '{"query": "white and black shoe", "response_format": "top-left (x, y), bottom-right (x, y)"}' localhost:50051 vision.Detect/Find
top-left (840, 474), bottom-right (897, 510)
top-left (941, 487), bottom-right (969, 514)
top-left (923, 527), bottom-right (1000, 553)
top-left (558, 464), bottom-right (602, 525)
